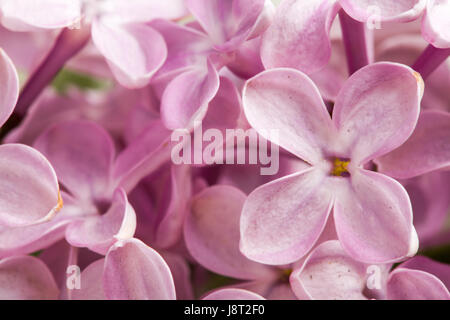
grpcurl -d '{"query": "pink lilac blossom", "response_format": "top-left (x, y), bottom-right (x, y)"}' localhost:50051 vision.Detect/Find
top-left (0, 0), bottom-right (448, 301)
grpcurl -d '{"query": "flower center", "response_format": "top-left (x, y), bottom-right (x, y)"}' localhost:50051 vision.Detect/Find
top-left (331, 158), bottom-right (350, 177)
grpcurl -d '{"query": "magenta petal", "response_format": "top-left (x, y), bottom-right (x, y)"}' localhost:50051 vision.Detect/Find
top-left (333, 63), bottom-right (422, 164)
top-left (422, 0), bottom-right (450, 48)
top-left (243, 68), bottom-right (335, 165)
top-left (103, 239), bottom-right (176, 300)
top-left (162, 252), bottom-right (194, 300)
top-left (92, 19), bottom-right (167, 88)
top-left (375, 110), bottom-right (450, 179)
top-left (184, 185), bottom-right (275, 280)
top-left (339, 0), bottom-right (426, 23)
top-left (161, 60), bottom-right (220, 130)
top-left (185, 0), bottom-right (265, 49)
top-left (0, 144), bottom-right (61, 227)
top-left (240, 168), bottom-right (334, 265)
top-left (387, 268), bottom-right (450, 300)
top-left (0, 0), bottom-right (80, 31)
top-left (203, 288), bottom-right (265, 300)
top-left (0, 255), bottom-right (58, 299)
top-left (334, 169), bottom-right (417, 263)
top-left (290, 240), bottom-right (368, 300)
top-left (71, 259), bottom-right (106, 300)
top-left (65, 188), bottom-right (136, 255)
top-left (34, 120), bottom-right (115, 201)
top-left (0, 49), bottom-right (19, 127)
top-left (261, 0), bottom-right (340, 74)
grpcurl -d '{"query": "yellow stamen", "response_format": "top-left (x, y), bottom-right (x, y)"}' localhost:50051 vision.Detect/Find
top-left (331, 158), bottom-right (350, 176)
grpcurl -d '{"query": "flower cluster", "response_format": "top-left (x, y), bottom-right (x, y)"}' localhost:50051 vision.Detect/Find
top-left (0, 0), bottom-right (448, 300)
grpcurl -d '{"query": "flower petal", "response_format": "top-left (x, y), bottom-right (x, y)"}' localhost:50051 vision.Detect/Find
top-left (71, 259), bottom-right (106, 300)
top-left (65, 188), bottom-right (136, 255)
top-left (0, 144), bottom-right (61, 227)
top-left (243, 68), bottom-right (335, 165)
top-left (0, 49), bottom-right (18, 127)
top-left (339, 0), bottom-right (426, 23)
top-left (290, 240), bottom-right (368, 300)
top-left (203, 288), bottom-right (265, 300)
top-left (185, 185), bottom-right (275, 280)
top-left (240, 168), bottom-right (334, 265)
top-left (103, 239), bottom-right (176, 300)
top-left (375, 110), bottom-right (450, 179)
top-left (34, 120), bottom-right (115, 202)
top-left (185, 0), bottom-right (265, 50)
top-left (92, 19), bottom-right (167, 88)
top-left (387, 268), bottom-right (450, 299)
top-left (161, 60), bottom-right (220, 130)
top-left (0, 0), bottom-right (81, 31)
top-left (0, 255), bottom-right (58, 299)
top-left (333, 62), bottom-right (422, 164)
top-left (422, 0), bottom-right (450, 48)
top-left (261, 0), bottom-right (340, 74)
top-left (334, 169), bottom-right (417, 263)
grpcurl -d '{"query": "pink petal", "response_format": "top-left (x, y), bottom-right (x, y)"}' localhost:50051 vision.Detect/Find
top-left (422, 0), bottom-right (450, 48)
top-left (339, 0), bottom-right (426, 23)
top-left (387, 268), bottom-right (450, 299)
top-left (0, 192), bottom-right (83, 258)
top-left (103, 239), bottom-right (176, 300)
top-left (0, 0), bottom-right (81, 31)
top-left (334, 169), bottom-right (417, 263)
top-left (185, 0), bottom-right (265, 50)
top-left (290, 240), bottom-right (368, 300)
top-left (184, 185), bottom-right (275, 280)
top-left (240, 168), bottom-right (334, 265)
top-left (261, 0), bottom-right (341, 74)
top-left (203, 288), bottom-right (265, 300)
top-left (154, 165), bottom-right (192, 248)
top-left (71, 259), bottom-right (106, 300)
top-left (0, 144), bottom-right (61, 227)
top-left (0, 255), bottom-right (58, 299)
top-left (243, 68), bottom-right (335, 165)
top-left (113, 119), bottom-right (172, 193)
top-left (333, 62), bottom-right (423, 164)
top-left (375, 110), bottom-right (450, 179)
top-left (0, 48), bottom-right (19, 127)
top-left (34, 120), bottom-right (115, 202)
top-left (161, 252), bottom-right (194, 300)
top-left (65, 188), bottom-right (136, 255)
top-left (105, 0), bottom-right (187, 24)
top-left (91, 19), bottom-right (167, 88)
top-left (161, 60), bottom-right (220, 130)
top-left (400, 256), bottom-right (450, 289)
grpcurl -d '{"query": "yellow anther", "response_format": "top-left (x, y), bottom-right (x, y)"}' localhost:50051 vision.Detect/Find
top-left (331, 158), bottom-right (350, 176)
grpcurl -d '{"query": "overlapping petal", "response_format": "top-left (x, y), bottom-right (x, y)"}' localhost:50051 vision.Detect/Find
top-left (243, 68), bottom-right (335, 165)
top-left (333, 63), bottom-right (423, 164)
top-left (91, 19), bottom-right (167, 88)
top-left (0, 48), bottom-right (19, 127)
top-left (333, 169), bottom-right (417, 263)
top-left (185, 185), bottom-right (275, 279)
top-left (240, 168), bottom-right (334, 265)
top-left (261, 0), bottom-right (340, 74)
top-left (339, 0), bottom-right (426, 23)
top-left (375, 110), bottom-right (450, 179)
top-left (103, 239), bottom-right (176, 300)
top-left (0, 144), bottom-right (61, 227)
top-left (422, 0), bottom-right (450, 48)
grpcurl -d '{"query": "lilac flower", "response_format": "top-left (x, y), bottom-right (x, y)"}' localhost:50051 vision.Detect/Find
top-left (150, 0), bottom-right (273, 129)
top-left (290, 240), bottom-right (450, 300)
top-left (0, 49), bottom-right (61, 227)
top-left (240, 62), bottom-right (424, 265)
top-left (0, 0), bottom-right (187, 88)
